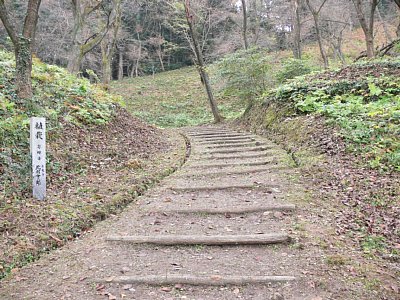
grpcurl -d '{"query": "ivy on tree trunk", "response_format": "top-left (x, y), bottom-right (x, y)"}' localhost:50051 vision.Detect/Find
top-left (0, 0), bottom-right (42, 99)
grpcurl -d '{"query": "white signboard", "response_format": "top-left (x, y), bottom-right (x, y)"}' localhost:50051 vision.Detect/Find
top-left (30, 117), bottom-right (46, 200)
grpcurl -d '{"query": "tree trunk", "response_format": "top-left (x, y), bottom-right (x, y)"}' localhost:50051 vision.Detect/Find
top-left (306, 0), bottom-right (328, 68)
top-left (68, 44), bottom-right (83, 74)
top-left (184, 0), bottom-right (222, 123)
top-left (135, 33), bottom-right (142, 77)
top-left (100, 0), bottom-right (122, 85)
top-left (0, 0), bottom-right (42, 99)
top-left (241, 0), bottom-right (249, 50)
top-left (365, 33), bottom-right (375, 58)
top-left (118, 48), bottom-right (124, 80)
top-left (249, 0), bottom-right (261, 45)
top-left (352, 0), bottom-right (377, 58)
top-left (15, 38), bottom-right (33, 99)
top-left (376, 7), bottom-right (392, 43)
top-left (398, 22), bottom-right (400, 38)
top-left (68, 0), bottom-right (82, 73)
top-left (157, 48), bottom-right (165, 71)
top-left (395, 0), bottom-right (400, 37)
top-left (101, 43), bottom-right (111, 86)
top-left (135, 57), bottom-right (140, 77)
top-left (68, 0), bottom-right (110, 74)
top-left (102, 59), bottom-right (112, 85)
top-left (291, 0), bottom-right (302, 59)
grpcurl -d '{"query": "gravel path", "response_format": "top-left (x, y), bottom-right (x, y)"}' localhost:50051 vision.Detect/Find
top-left (0, 126), bottom-right (329, 300)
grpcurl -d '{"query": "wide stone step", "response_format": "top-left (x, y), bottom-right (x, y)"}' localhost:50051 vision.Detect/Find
top-left (147, 204), bottom-right (296, 215)
top-left (194, 152), bottom-right (270, 160)
top-left (197, 137), bottom-right (256, 144)
top-left (193, 134), bottom-right (249, 140)
top-left (170, 183), bottom-right (280, 193)
top-left (205, 142), bottom-right (267, 149)
top-left (178, 165), bottom-right (287, 177)
top-left (187, 132), bottom-right (240, 137)
top-left (141, 188), bottom-right (285, 212)
top-left (207, 147), bottom-right (272, 154)
top-left (185, 128), bottom-right (230, 133)
top-left (100, 274), bottom-right (297, 286)
top-left (106, 233), bottom-right (290, 245)
top-left (187, 160), bottom-right (277, 169)
top-left (103, 208), bottom-right (291, 237)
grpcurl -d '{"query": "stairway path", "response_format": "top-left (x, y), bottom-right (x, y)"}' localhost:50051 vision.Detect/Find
top-left (0, 125), bottom-right (327, 300)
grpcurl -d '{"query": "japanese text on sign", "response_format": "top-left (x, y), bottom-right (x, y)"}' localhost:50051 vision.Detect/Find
top-left (30, 118), bottom-right (46, 200)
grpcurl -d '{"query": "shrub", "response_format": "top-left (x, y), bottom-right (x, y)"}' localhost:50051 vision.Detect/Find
top-left (276, 58), bottom-right (312, 83)
top-left (215, 48), bottom-right (278, 102)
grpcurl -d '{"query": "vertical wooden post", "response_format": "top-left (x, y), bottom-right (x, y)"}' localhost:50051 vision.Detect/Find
top-left (30, 117), bottom-right (46, 200)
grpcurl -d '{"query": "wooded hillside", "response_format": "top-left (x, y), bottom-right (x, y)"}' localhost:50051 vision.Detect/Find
top-left (1, 0), bottom-right (399, 81)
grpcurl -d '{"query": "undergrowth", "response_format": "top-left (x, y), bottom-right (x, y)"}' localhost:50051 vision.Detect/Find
top-left (243, 59), bottom-right (400, 172)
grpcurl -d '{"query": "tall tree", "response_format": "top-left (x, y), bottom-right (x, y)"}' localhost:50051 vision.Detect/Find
top-left (183, 0), bottom-right (222, 123)
top-left (305, 0), bottom-right (329, 68)
top-left (100, 0), bottom-right (122, 85)
top-left (241, 0), bottom-right (249, 49)
top-left (394, 0), bottom-right (400, 37)
top-left (291, 0), bottom-right (302, 59)
top-left (352, 0), bottom-right (379, 58)
top-left (68, 0), bottom-right (110, 73)
top-left (0, 0), bottom-right (42, 99)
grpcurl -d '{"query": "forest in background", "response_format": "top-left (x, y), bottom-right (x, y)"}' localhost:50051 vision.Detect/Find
top-left (1, 0), bottom-right (399, 83)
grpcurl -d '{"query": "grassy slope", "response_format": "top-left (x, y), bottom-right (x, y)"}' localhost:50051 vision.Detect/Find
top-left (0, 50), bottom-right (186, 279)
top-left (111, 66), bottom-right (245, 128)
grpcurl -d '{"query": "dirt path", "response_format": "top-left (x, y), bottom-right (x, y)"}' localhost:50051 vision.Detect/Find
top-left (0, 126), bottom-right (386, 299)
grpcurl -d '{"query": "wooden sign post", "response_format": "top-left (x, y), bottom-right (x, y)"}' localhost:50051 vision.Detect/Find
top-left (30, 117), bottom-right (46, 200)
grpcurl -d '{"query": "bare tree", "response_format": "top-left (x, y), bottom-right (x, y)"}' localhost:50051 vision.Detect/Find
top-left (305, 0), bottom-right (329, 68)
top-left (68, 0), bottom-right (110, 73)
top-left (100, 0), bottom-right (122, 85)
top-left (0, 0), bottom-right (42, 99)
top-left (322, 1), bottom-right (352, 65)
top-left (394, 0), bottom-right (400, 37)
top-left (291, 0), bottom-right (302, 59)
top-left (376, 6), bottom-right (393, 43)
top-left (352, 0), bottom-right (378, 58)
top-left (241, 0), bottom-right (249, 49)
top-left (148, 36), bottom-right (167, 71)
top-left (183, 0), bottom-right (222, 123)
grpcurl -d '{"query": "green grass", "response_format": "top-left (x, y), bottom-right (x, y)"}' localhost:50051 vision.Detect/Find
top-left (111, 66), bottom-right (245, 128)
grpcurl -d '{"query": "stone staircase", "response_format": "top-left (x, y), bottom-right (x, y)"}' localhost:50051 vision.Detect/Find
top-left (97, 126), bottom-right (310, 299)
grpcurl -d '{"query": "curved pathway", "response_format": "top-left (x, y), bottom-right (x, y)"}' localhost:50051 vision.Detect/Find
top-left (0, 126), bottom-right (326, 299)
